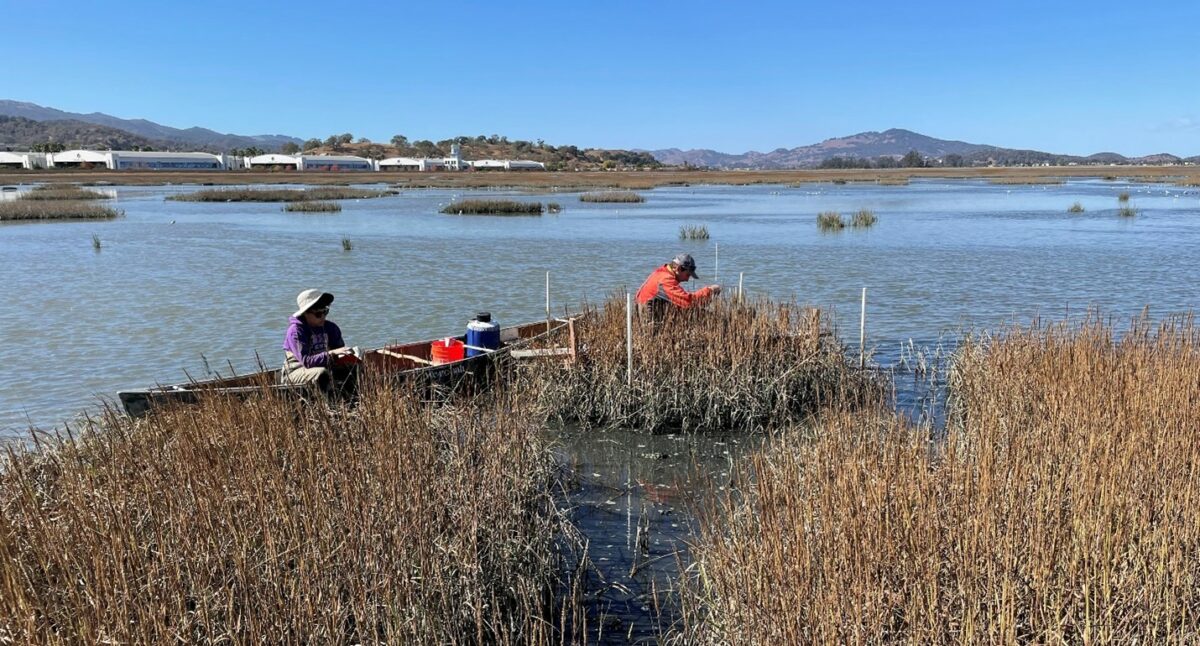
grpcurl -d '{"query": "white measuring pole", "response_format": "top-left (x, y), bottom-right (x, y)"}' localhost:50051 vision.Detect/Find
top-left (738, 272), bottom-right (744, 302)
top-left (545, 271), bottom-right (551, 334)
top-left (626, 292), bottom-right (633, 386)
top-left (859, 287), bottom-right (867, 369)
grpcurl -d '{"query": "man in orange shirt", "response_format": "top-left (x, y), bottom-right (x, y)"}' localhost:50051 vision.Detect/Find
top-left (635, 253), bottom-right (722, 320)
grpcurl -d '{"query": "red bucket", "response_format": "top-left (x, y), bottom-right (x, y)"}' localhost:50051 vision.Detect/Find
top-left (430, 338), bottom-right (465, 365)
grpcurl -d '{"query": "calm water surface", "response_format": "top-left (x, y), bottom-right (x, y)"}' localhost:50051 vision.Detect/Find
top-left (4, 179), bottom-right (1198, 641)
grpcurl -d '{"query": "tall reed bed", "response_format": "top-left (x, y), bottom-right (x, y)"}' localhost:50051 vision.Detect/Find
top-left (168, 187), bottom-right (395, 202)
top-left (440, 199), bottom-right (544, 215)
top-left (0, 383), bottom-right (578, 644)
top-left (988, 177), bottom-right (1065, 185)
top-left (0, 201), bottom-right (122, 221)
top-left (679, 224), bottom-right (710, 240)
top-left (526, 297), bottom-right (879, 432)
top-left (579, 191), bottom-right (645, 203)
top-left (681, 316), bottom-right (1200, 643)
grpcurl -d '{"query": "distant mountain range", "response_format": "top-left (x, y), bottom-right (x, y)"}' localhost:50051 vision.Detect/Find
top-left (1, 100), bottom-right (1195, 167)
top-left (0, 100), bottom-right (302, 152)
top-left (649, 128), bottom-right (1197, 168)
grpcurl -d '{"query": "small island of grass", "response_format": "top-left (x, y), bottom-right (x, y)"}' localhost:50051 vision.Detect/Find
top-left (0, 201), bottom-right (123, 222)
top-left (168, 187), bottom-right (396, 203)
top-left (579, 191), bottom-right (645, 203)
top-left (440, 199), bottom-right (544, 215)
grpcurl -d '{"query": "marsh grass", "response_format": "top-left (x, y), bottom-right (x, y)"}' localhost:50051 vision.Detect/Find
top-left (877, 177), bottom-right (909, 186)
top-left (0, 201), bottom-right (122, 221)
top-left (1068, 201), bottom-right (1085, 213)
top-left (816, 211), bottom-right (845, 231)
top-left (91, 234), bottom-right (101, 250)
top-left (341, 236), bottom-right (353, 251)
top-left (547, 202), bottom-right (562, 214)
top-left (0, 383), bottom-right (578, 643)
top-left (679, 224), bottom-right (710, 240)
top-left (20, 185), bottom-right (110, 201)
top-left (1118, 191), bottom-right (1131, 202)
top-left (1118, 205), bottom-right (1138, 217)
top-left (440, 199), bottom-right (544, 215)
top-left (579, 191), bottom-right (645, 203)
top-left (850, 208), bottom-right (877, 228)
top-left (283, 201), bottom-right (341, 213)
top-left (681, 316), bottom-right (1200, 643)
top-left (524, 297), bottom-right (880, 432)
top-left (168, 187), bottom-right (395, 202)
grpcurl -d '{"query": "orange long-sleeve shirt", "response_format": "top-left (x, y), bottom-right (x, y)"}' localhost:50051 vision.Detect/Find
top-left (636, 265), bottom-right (715, 309)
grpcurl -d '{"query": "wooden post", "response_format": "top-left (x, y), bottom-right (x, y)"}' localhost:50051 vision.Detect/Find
top-left (859, 287), bottom-right (867, 369)
top-left (626, 292), bottom-right (633, 386)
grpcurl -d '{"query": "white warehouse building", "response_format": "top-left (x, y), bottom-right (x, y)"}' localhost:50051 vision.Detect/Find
top-left (245, 154), bottom-right (374, 171)
top-left (468, 159), bottom-right (546, 171)
top-left (0, 152), bottom-right (49, 169)
top-left (47, 150), bottom-right (229, 170)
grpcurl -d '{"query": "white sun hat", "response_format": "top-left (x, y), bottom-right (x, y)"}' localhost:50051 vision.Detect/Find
top-left (293, 289), bottom-right (334, 318)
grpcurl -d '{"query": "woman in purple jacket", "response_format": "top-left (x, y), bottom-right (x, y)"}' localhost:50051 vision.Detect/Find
top-left (281, 289), bottom-right (356, 393)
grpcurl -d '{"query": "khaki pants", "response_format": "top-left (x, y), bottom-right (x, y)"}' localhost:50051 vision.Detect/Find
top-left (281, 364), bottom-right (329, 386)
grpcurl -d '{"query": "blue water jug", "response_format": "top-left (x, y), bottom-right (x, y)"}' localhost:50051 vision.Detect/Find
top-left (466, 312), bottom-right (501, 357)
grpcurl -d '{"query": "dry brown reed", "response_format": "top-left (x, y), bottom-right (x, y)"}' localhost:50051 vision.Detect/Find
top-left (681, 316), bottom-right (1200, 643)
top-left (0, 201), bottom-right (122, 221)
top-left (526, 297), bottom-right (879, 433)
top-left (1068, 201), bottom-right (1085, 213)
top-left (816, 211), bottom-right (845, 231)
top-left (168, 187), bottom-right (395, 202)
top-left (850, 208), bottom-right (877, 228)
top-left (0, 381), bottom-right (578, 644)
top-left (579, 191), bottom-right (645, 203)
top-left (19, 185), bottom-right (110, 200)
top-left (987, 177), bottom-right (1065, 185)
top-left (679, 224), bottom-right (710, 240)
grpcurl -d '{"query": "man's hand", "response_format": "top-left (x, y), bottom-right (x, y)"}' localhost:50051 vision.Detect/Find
top-left (709, 285), bottom-right (722, 295)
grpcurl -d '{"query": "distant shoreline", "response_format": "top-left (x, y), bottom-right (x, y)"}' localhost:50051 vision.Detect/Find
top-left (1, 166), bottom-right (1197, 190)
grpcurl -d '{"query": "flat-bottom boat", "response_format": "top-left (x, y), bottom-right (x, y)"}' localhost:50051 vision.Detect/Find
top-left (118, 317), bottom-right (575, 417)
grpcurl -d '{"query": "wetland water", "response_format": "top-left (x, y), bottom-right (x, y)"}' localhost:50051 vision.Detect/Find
top-left (3, 179), bottom-right (1199, 640)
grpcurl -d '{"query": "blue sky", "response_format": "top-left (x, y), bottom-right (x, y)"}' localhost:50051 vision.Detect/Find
top-left (5, 1), bottom-right (1199, 156)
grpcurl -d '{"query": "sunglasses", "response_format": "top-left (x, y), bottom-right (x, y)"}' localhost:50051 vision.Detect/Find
top-left (309, 307), bottom-right (329, 316)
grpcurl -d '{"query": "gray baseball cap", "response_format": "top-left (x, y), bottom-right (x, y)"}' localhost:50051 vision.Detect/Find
top-left (672, 253), bottom-right (699, 279)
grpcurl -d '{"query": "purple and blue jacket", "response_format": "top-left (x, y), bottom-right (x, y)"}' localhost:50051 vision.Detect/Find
top-left (283, 316), bottom-right (344, 369)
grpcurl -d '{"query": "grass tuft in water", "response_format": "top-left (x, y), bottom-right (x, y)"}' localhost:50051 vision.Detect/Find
top-left (579, 191), bottom-right (645, 203)
top-left (283, 201), bottom-right (341, 213)
top-left (1118, 205), bottom-right (1138, 217)
top-left (817, 211), bottom-right (845, 231)
top-left (679, 224), bottom-right (710, 240)
top-left (341, 236), bottom-right (353, 251)
top-left (1068, 202), bottom-right (1085, 213)
top-left (1118, 191), bottom-right (1131, 202)
top-left (91, 234), bottom-right (101, 250)
top-left (440, 199), bottom-right (543, 215)
top-left (547, 202), bottom-right (562, 214)
top-left (0, 201), bottom-right (122, 221)
top-left (851, 209), bottom-right (878, 228)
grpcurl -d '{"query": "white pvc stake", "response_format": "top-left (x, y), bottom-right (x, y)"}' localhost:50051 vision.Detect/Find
top-left (738, 272), bottom-right (744, 302)
top-left (626, 292), bottom-right (633, 387)
top-left (859, 287), bottom-right (867, 369)
top-left (545, 271), bottom-right (551, 334)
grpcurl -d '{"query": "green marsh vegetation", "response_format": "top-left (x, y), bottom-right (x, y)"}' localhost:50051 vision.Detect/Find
top-left (283, 201), bottom-right (342, 213)
top-left (168, 187), bottom-right (395, 202)
top-left (1118, 205), bottom-right (1139, 217)
top-left (679, 224), bottom-right (710, 240)
top-left (679, 316), bottom-right (1200, 643)
top-left (91, 234), bottom-right (101, 250)
top-left (579, 191), bottom-right (645, 203)
top-left (816, 211), bottom-right (845, 231)
top-left (546, 202), bottom-right (562, 214)
top-left (1068, 201), bottom-right (1085, 213)
top-left (440, 199), bottom-right (544, 215)
top-left (0, 201), bottom-right (122, 221)
top-left (0, 384), bottom-right (581, 643)
top-left (340, 236), bottom-right (353, 251)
